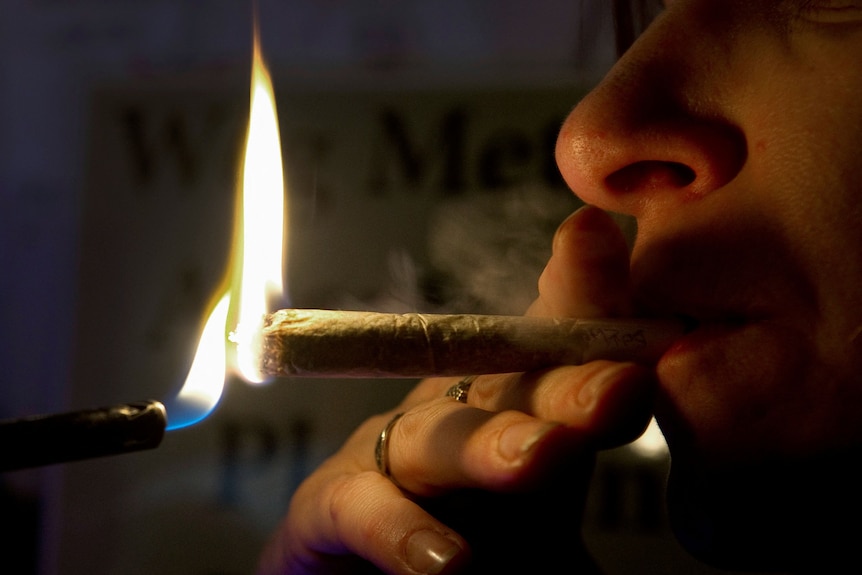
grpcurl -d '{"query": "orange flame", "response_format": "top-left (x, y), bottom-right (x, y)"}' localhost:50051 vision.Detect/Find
top-left (166, 27), bottom-right (286, 430)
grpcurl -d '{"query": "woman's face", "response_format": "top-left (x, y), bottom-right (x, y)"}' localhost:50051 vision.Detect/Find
top-left (556, 0), bottom-right (862, 568)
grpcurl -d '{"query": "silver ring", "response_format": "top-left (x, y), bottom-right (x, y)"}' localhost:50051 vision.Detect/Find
top-left (445, 375), bottom-right (476, 403)
top-left (374, 412), bottom-right (404, 480)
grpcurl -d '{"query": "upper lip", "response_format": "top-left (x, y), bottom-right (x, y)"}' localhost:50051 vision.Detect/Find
top-left (629, 251), bottom-right (778, 331)
top-left (633, 277), bottom-right (773, 332)
top-left (623, 206), bottom-right (819, 336)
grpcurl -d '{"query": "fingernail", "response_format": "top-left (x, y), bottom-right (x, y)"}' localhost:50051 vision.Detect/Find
top-left (498, 421), bottom-right (559, 461)
top-left (406, 530), bottom-right (462, 574)
top-left (552, 207), bottom-right (587, 254)
top-left (554, 205), bottom-right (624, 258)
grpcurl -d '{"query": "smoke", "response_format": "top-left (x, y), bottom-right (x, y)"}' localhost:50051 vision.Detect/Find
top-left (338, 185), bottom-right (643, 317)
top-left (427, 185), bottom-right (582, 314)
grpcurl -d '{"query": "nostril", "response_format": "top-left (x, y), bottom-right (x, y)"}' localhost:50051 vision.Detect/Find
top-left (606, 160), bottom-right (697, 193)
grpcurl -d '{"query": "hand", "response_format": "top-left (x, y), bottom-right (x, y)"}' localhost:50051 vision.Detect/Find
top-left (258, 206), bottom-right (657, 575)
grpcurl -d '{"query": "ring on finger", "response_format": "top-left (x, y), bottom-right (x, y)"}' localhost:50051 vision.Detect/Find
top-left (374, 412), bottom-right (404, 482)
top-left (445, 375), bottom-right (476, 403)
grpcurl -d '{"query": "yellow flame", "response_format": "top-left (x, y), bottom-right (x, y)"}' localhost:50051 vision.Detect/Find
top-left (228, 32), bottom-right (286, 383)
top-left (167, 27), bottom-right (286, 429)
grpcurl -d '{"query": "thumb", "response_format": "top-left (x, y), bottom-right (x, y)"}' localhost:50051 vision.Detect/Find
top-left (529, 204), bottom-right (633, 319)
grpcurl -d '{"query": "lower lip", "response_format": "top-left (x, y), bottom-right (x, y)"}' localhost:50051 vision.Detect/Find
top-left (655, 317), bottom-right (797, 398)
top-left (651, 321), bottom-right (755, 443)
top-left (652, 315), bottom-right (813, 464)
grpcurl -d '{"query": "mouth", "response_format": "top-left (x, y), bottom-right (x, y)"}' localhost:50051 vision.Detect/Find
top-left (637, 297), bottom-right (760, 333)
top-left (628, 218), bottom-right (803, 349)
top-left (640, 307), bottom-right (765, 364)
top-left (675, 312), bottom-right (751, 333)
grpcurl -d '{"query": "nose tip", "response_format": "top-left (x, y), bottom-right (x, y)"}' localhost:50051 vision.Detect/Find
top-left (556, 99), bottom-right (747, 212)
top-left (554, 2), bottom-right (749, 215)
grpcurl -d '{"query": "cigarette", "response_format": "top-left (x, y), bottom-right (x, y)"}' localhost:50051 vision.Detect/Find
top-left (260, 309), bottom-right (685, 378)
top-left (0, 400), bottom-right (167, 472)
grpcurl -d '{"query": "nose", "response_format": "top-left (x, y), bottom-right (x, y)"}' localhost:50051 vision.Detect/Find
top-left (555, 7), bottom-right (746, 217)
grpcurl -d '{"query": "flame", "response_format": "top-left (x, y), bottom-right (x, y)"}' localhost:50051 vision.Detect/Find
top-left (165, 27), bottom-right (286, 430)
top-left (229, 31), bottom-right (286, 384)
top-left (166, 293), bottom-right (231, 430)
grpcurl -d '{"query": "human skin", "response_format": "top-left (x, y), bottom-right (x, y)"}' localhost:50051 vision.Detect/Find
top-left (260, 1), bottom-right (862, 573)
top-left (556, 0), bottom-right (862, 570)
top-left (259, 204), bottom-right (656, 574)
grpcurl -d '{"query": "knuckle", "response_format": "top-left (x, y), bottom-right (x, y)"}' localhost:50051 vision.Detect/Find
top-left (325, 471), bottom-right (378, 530)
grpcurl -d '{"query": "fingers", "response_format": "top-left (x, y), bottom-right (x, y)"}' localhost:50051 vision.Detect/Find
top-left (384, 401), bottom-right (577, 496)
top-left (463, 362), bottom-right (656, 447)
top-left (382, 360), bottom-right (654, 497)
top-left (260, 461), bottom-right (470, 575)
